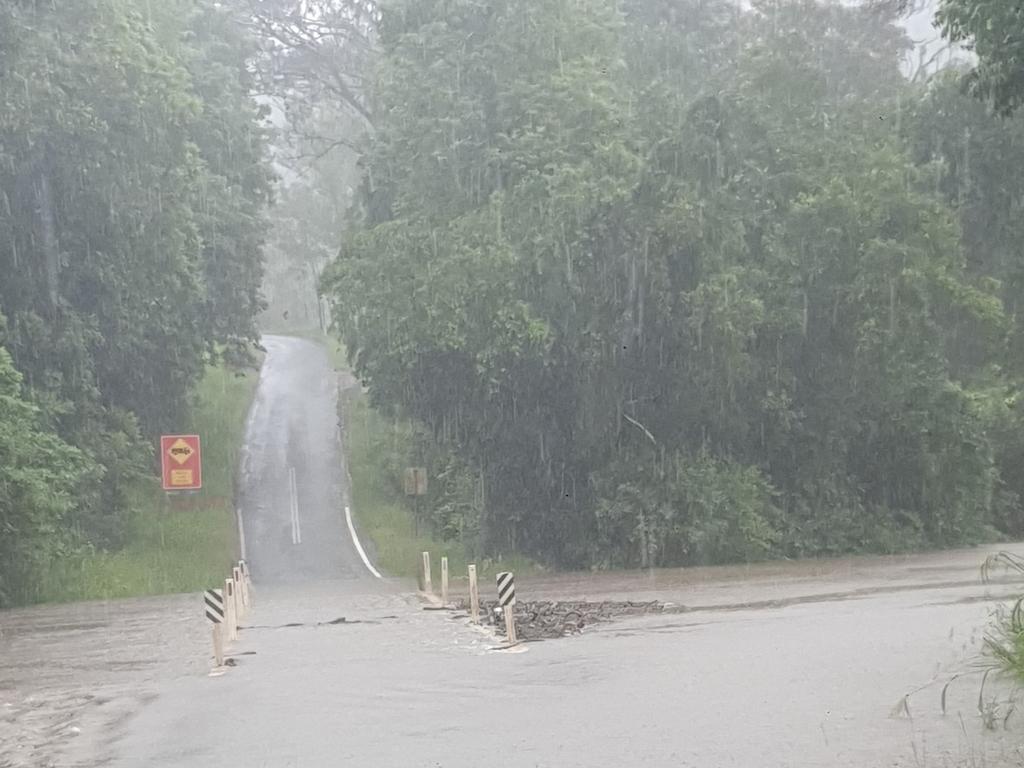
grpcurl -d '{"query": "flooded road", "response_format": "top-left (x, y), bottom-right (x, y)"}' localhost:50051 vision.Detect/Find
top-left (2, 337), bottom-right (1022, 766)
top-left (84, 547), bottom-right (1024, 767)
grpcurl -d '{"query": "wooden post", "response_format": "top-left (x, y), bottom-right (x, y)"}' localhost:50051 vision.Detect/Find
top-left (241, 560), bottom-right (253, 609)
top-left (238, 562), bottom-right (249, 610)
top-left (441, 556), bottom-right (449, 605)
top-left (504, 606), bottom-right (518, 644)
top-left (421, 551), bottom-right (433, 594)
top-left (225, 578), bottom-right (237, 642)
top-left (205, 588), bottom-right (225, 667)
top-left (496, 571), bottom-right (517, 645)
top-left (212, 624), bottom-right (224, 667)
top-left (232, 567), bottom-right (243, 619)
top-left (468, 564), bottom-right (480, 624)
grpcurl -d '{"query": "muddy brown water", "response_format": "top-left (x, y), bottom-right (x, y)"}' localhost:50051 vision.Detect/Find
top-left (4, 546), bottom-right (1024, 767)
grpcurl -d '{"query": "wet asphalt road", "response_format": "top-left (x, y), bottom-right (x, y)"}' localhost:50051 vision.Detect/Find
top-left (238, 335), bottom-right (371, 585)
top-left (3, 336), bottom-right (1023, 767)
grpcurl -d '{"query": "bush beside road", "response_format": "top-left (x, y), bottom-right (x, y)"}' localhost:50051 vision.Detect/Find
top-left (35, 361), bottom-right (260, 603)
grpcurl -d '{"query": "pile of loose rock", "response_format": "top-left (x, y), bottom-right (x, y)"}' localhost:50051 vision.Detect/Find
top-left (456, 599), bottom-right (665, 640)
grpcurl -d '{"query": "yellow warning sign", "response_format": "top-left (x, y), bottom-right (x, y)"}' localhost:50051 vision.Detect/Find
top-left (170, 469), bottom-right (194, 486)
top-left (168, 438), bottom-right (194, 465)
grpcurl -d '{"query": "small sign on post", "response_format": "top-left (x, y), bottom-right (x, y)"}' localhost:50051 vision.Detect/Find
top-left (496, 571), bottom-right (518, 644)
top-left (404, 467), bottom-right (428, 496)
top-left (205, 589), bottom-right (224, 667)
top-left (468, 564), bottom-right (480, 624)
top-left (160, 434), bottom-right (202, 491)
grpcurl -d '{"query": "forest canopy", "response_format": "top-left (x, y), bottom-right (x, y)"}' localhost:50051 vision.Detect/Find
top-left (0, 0), bottom-right (271, 603)
top-left (325, 0), bottom-right (1024, 568)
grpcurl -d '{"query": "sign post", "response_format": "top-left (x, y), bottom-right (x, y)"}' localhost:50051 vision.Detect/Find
top-left (404, 467), bottom-right (427, 534)
top-left (161, 435), bottom-right (202, 491)
top-left (441, 556), bottom-right (449, 605)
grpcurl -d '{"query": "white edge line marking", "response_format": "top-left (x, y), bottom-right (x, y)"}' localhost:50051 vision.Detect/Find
top-left (346, 505), bottom-right (383, 579)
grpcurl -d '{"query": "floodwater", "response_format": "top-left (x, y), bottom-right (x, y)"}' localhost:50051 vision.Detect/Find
top-left (3, 336), bottom-right (1023, 767)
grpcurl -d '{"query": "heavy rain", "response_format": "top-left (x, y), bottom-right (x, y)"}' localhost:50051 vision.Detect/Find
top-left (2, 0), bottom-right (1024, 765)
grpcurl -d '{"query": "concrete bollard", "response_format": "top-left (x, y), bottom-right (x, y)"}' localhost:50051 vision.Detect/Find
top-left (468, 564), bottom-right (480, 624)
top-left (441, 556), bottom-right (449, 605)
top-left (421, 551), bottom-right (433, 594)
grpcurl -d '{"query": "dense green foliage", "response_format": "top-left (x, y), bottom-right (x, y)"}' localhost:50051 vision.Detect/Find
top-left (0, 0), bottom-right (271, 603)
top-left (939, 0), bottom-right (1024, 115)
top-left (326, 0), bottom-right (1024, 568)
top-left (34, 360), bottom-right (260, 605)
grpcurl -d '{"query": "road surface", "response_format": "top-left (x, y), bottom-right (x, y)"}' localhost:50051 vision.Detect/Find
top-left (237, 334), bottom-right (372, 584)
top-left (2, 336), bottom-right (1023, 767)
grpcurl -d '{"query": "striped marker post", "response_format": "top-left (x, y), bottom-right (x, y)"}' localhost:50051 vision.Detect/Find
top-left (205, 589), bottom-right (225, 666)
top-left (496, 571), bottom-right (517, 644)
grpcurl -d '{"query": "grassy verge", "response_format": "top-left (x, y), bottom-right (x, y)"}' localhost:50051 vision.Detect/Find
top-left (981, 552), bottom-right (1024, 686)
top-left (342, 389), bottom-right (534, 585)
top-left (37, 361), bottom-right (260, 603)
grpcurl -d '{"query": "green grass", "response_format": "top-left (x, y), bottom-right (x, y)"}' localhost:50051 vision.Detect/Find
top-left (981, 552), bottom-right (1024, 686)
top-left (37, 361), bottom-right (260, 603)
top-left (343, 390), bottom-right (535, 587)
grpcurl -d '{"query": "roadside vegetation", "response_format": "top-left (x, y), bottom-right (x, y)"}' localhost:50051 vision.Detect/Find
top-left (342, 388), bottom-right (534, 583)
top-left (982, 553), bottom-right (1024, 687)
top-left (322, 0), bottom-right (1024, 571)
top-left (31, 362), bottom-right (259, 604)
top-left (0, 1), bottom-right (270, 606)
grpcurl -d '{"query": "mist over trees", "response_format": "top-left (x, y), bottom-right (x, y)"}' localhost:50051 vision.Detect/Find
top-left (0, 0), bottom-right (271, 602)
top-left (325, 0), bottom-right (1024, 568)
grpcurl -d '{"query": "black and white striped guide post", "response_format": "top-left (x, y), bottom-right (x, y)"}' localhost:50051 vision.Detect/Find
top-left (496, 571), bottom-right (518, 644)
top-left (496, 571), bottom-right (516, 607)
top-left (205, 588), bottom-right (224, 624)
top-left (205, 589), bottom-right (225, 667)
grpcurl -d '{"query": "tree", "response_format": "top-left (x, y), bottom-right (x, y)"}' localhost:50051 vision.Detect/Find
top-left (0, 0), bottom-right (272, 554)
top-left (939, 0), bottom-right (1024, 114)
top-left (327, 0), bottom-right (1013, 567)
top-left (0, 346), bottom-right (92, 606)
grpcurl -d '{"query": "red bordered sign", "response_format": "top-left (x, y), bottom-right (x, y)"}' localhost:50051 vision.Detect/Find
top-left (160, 434), bottom-right (202, 491)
